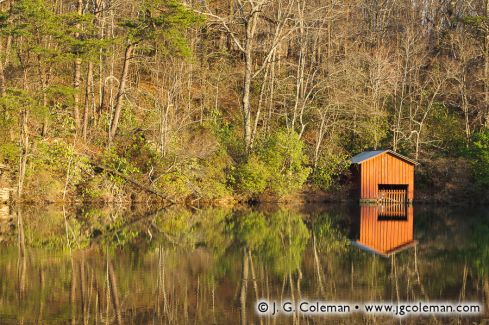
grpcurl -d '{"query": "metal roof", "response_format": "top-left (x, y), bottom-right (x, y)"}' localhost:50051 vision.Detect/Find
top-left (350, 149), bottom-right (418, 165)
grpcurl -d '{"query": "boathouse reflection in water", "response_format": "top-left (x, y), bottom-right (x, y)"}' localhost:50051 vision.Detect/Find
top-left (352, 204), bottom-right (417, 257)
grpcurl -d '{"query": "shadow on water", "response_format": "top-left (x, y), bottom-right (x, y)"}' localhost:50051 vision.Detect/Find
top-left (0, 203), bottom-right (487, 324)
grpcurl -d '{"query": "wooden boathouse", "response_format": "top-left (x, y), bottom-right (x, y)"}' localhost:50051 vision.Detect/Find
top-left (351, 150), bottom-right (417, 204)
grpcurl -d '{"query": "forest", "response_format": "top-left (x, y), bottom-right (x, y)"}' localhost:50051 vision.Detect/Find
top-left (1, 0), bottom-right (489, 204)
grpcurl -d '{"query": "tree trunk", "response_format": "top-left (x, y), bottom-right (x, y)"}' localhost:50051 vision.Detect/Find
top-left (251, 60), bottom-right (271, 147)
top-left (239, 248), bottom-right (249, 325)
top-left (82, 61), bottom-right (93, 141)
top-left (74, 58), bottom-right (82, 133)
top-left (37, 56), bottom-right (50, 137)
top-left (109, 43), bottom-right (133, 143)
top-left (0, 40), bottom-right (8, 139)
top-left (485, 0), bottom-right (489, 126)
top-left (243, 30), bottom-right (253, 153)
top-left (17, 207), bottom-right (26, 302)
top-left (18, 108), bottom-right (29, 197)
top-left (0, 56), bottom-right (6, 96)
top-left (108, 259), bottom-right (123, 325)
top-left (71, 257), bottom-right (78, 325)
top-left (73, 0), bottom-right (84, 134)
top-left (41, 89), bottom-right (48, 137)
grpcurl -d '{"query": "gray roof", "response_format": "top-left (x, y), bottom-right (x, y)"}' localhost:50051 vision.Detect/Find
top-left (351, 149), bottom-right (418, 165)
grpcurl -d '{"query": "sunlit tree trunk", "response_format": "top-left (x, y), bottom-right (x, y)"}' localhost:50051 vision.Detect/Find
top-left (71, 256), bottom-right (78, 325)
top-left (108, 259), bottom-right (122, 325)
top-left (109, 44), bottom-right (134, 144)
top-left (0, 52), bottom-right (5, 96)
top-left (83, 61), bottom-right (93, 141)
top-left (312, 234), bottom-right (326, 295)
top-left (16, 207), bottom-right (26, 302)
top-left (73, 0), bottom-right (84, 134)
top-left (242, 19), bottom-right (255, 153)
top-left (18, 107), bottom-right (29, 197)
top-left (239, 248), bottom-right (249, 325)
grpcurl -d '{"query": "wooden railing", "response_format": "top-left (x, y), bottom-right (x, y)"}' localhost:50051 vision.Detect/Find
top-left (378, 188), bottom-right (407, 204)
top-left (378, 204), bottom-right (407, 218)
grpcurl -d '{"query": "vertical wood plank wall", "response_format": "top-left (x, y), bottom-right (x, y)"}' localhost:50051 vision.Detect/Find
top-left (360, 153), bottom-right (414, 201)
top-left (358, 205), bottom-right (414, 254)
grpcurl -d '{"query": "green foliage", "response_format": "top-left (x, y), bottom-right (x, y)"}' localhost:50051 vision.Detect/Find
top-left (121, 131), bottom-right (159, 174)
top-left (9, 0), bottom-right (65, 63)
top-left (0, 89), bottom-right (41, 116)
top-left (23, 208), bottom-right (90, 250)
top-left (232, 211), bottom-right (269, 250)
top-left (155, 208), bottom-right (196, 247)
top-left (101, 147), bottom-right (139, 185)
top-left (461, 15), bottom-right (489, 39)
top-left (345, 112), bottom-right (389, 153)
top-left (8, 0), bottom-right (106, 63)
top-left (10, 0), bottom-right (58, 37)
top-left (428, 103), bottom-right (467, 154)
top-left (197, 149), bottom-right (232, 199)
top-left (211, 120), bottom-right (245, 161)
top-left (311, 152), bottom-right (350, 191)
top-left (230, 210), bottom-right (310, 276)
top-left (103, 215), bottom-right (140, 247)
top-left (470, 130), bottom-right (489, 188)
top-left (231, 156), bottom-right (270, 195)
top-left (232, 130), bottom-right (311, 197)
top-left (155, 167), bottom-right (193, 198)
top-left (154, 149), bottom-right (232, 200)
top-left (121, 0), bottom-right (203, 57)
top-left (57, 12), bottom-right (107, 59)
top-left (311, 214), bottom-right (350, 254)
top-left (45, 84), bottom-right (75, 101)
top-left (0, 143), bottom-right (19, 165)
top-left (469, 224), bottom-right (489, 277)
top-left (144, 126), bottom-right (233, 200)
top-left (80, 174), bottom-right (114, 201)
top-left (260, 130), bottom-right (311, 195)
top-left (25, 140), bottom-right (90, 201)
top-left (266, 210), bottom-right (310, 275)
top-left (0, 12), bottom-right (7, 30)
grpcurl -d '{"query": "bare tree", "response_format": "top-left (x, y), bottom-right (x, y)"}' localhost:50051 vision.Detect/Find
top-left (200, 0), bottom-right (296, 152)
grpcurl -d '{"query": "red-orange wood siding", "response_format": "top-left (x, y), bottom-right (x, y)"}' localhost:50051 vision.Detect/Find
top-left (359, 152), bottom-right (415, 201)
top-left (358, 205), bottom-right (414, 255)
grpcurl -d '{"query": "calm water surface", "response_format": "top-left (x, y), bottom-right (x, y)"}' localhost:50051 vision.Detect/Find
top-left (0, 204), bottom-right (487, 324)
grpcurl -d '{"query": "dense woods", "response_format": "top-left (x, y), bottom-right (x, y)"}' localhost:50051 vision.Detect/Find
top-left (2, 0), bottom-right (489, 203)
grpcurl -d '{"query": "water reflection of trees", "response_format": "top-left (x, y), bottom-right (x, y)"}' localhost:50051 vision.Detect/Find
top-left (0, 206), bottom-right (487, 324)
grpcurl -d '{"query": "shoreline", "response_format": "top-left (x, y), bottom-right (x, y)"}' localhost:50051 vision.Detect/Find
top-left (4, 194), bottom-right (489, 208)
